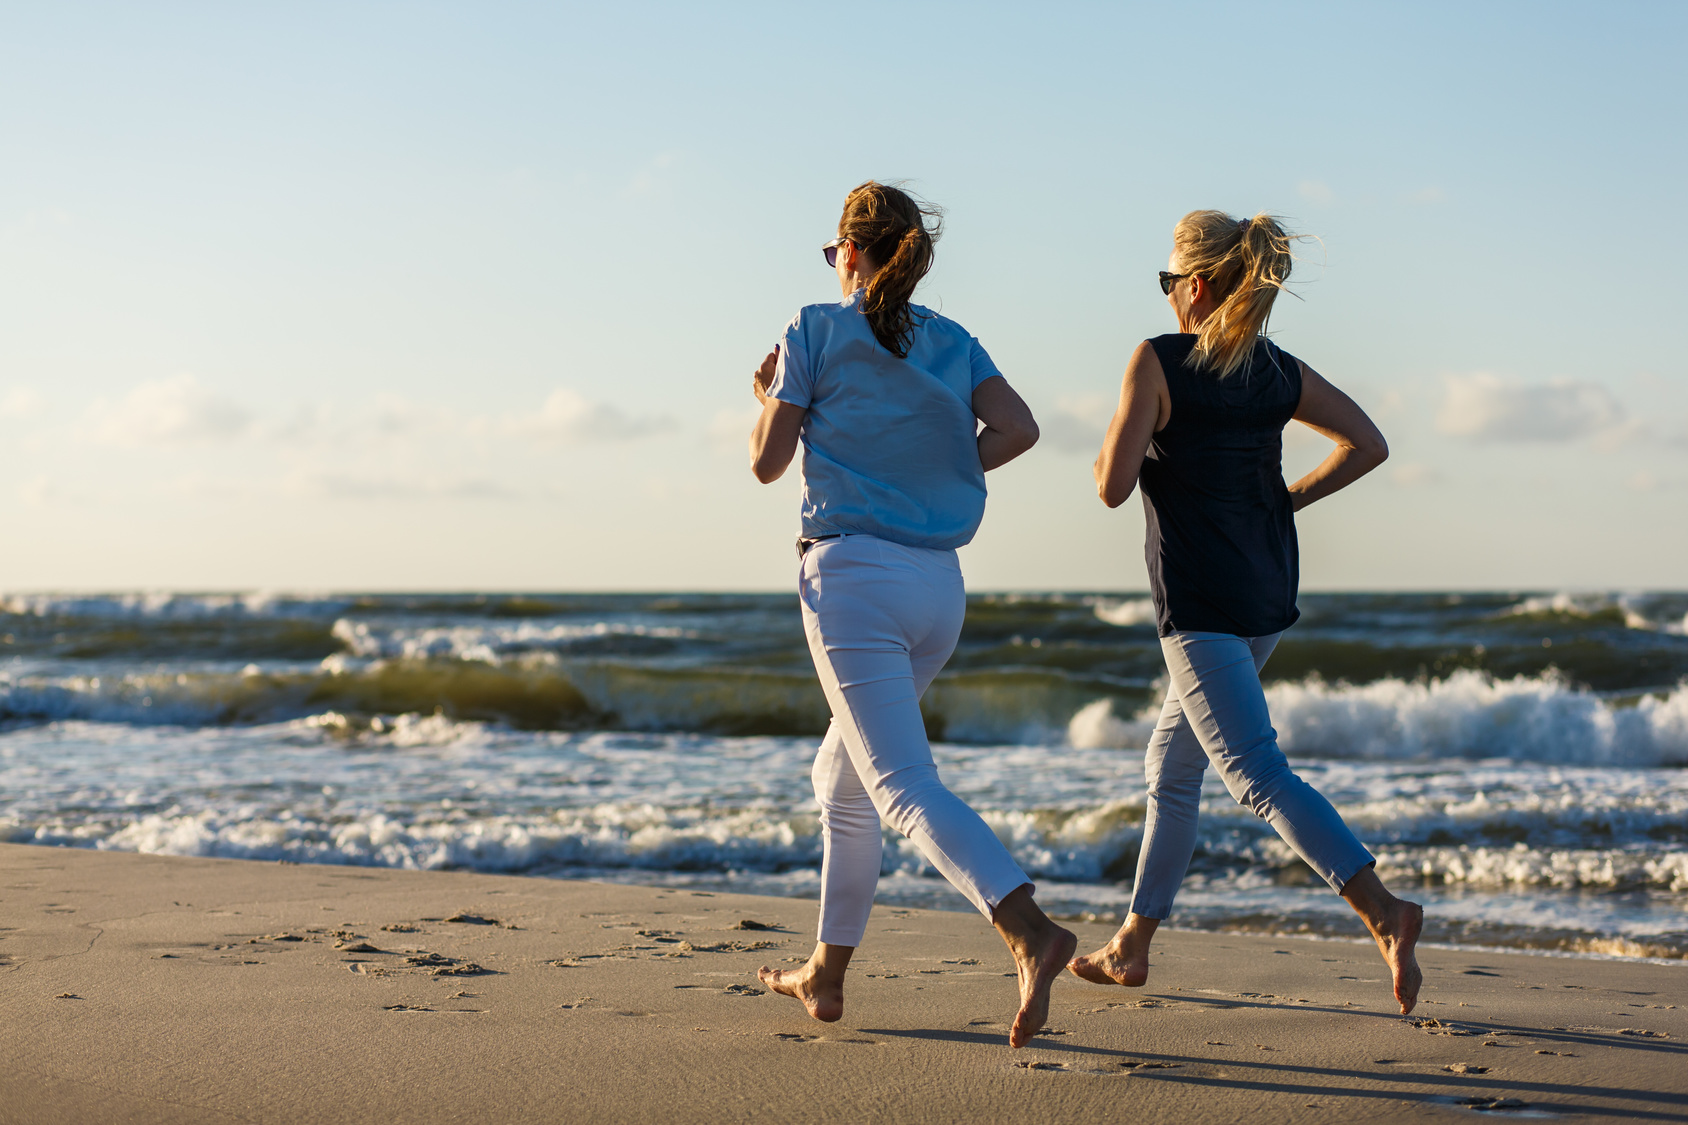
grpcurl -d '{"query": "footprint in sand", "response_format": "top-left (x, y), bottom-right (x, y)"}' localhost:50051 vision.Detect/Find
top-left (445, 912), bottom-right (517, 929)
top-left (1458, 1097), bottom-right (1526, 1112)
top-left (1444, 1063), bottom-right (1489, 1074)
top-left (1014, 1061), bottom-right (1067, 1071)
top-left (1409, 1017), bottom-right (1481, 1037)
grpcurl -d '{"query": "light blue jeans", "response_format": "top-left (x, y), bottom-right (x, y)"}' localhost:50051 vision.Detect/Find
top-left (1129, 630), bottom-right (1375, 919)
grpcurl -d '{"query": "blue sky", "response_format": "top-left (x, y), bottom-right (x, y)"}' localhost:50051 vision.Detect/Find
top-left (1, 1), bottom-right (1683, 591)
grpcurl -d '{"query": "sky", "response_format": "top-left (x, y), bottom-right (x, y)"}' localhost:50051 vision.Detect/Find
top-left (1, 1), bottom-right (1684, 593)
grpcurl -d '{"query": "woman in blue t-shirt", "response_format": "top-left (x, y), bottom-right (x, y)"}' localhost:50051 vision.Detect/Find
top-left (747, 181), bottom-right (1075, 1048)
top-left (1072, 210), bottom-right (1425, 1015)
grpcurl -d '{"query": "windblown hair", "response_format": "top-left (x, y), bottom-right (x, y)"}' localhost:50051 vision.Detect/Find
top-left (1172, 210), bottom-right (1295, 378)
top-left (838, 181), bottom-right (942, 358)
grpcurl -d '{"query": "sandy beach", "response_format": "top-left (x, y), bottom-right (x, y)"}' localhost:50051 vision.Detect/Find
top-left (1, 844), bottom-right (1682, 1123)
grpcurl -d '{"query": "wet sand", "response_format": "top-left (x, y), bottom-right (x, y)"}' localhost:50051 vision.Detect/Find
top-left (2, 843), bottom-right (1683, 1124)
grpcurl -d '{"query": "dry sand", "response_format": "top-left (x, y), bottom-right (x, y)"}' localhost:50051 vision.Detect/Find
top-left (1, 843), bottom-right (1683, 1124)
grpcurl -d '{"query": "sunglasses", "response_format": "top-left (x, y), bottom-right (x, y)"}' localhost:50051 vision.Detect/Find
top-left (1158, 271), bottom-right (1190, 296)
top-left (823, 237), bottom-right (853, 268)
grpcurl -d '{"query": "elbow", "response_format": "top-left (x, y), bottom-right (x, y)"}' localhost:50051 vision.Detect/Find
top-left (750, 458), bottom-right (784, 485)
top-left (1097, 481), bottom-right (1130, 509)
top-left (1367, 435), bottom-right (1390, 469)
top-left (1002, 419), bottom-right (1039, 459)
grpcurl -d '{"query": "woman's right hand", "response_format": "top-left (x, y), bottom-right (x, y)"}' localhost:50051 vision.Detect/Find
top-left (752, 347), bottom-right (778, 405)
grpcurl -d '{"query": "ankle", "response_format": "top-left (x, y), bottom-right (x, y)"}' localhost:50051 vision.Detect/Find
top-left (806, 942), bottom-right (854, 982)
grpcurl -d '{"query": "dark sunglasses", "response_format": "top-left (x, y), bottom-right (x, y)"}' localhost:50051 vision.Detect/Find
top-left (823, 237), bottom-right (853, 268)
top-left (1158, 271), bottom-right (1190, 296)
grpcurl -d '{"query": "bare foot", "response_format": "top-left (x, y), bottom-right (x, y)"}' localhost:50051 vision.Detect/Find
top-left (1069, 913), bottom-right (1158, 987)
top-left (758, 963), bottom-right (844, 1022)
top-left (1008, 924), bottom-right (1078, 1048)
top-left (1340, 866), bottom-right (1424, 1016)
top-left (1369, 900), bottom-right (1424, 1015)
top-left (1069, 941), bottom-right (1148, 987)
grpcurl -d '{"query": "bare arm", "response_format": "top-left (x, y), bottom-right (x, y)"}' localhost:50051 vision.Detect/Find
top-left (1093, 341), bottom-right (1170, 508)
top-left (973, 375), bottom-right (1039, 471)
top-left (1287, 361), bottom-right (1388, 511)
top-left (748, 348), bottom-right (806, 483)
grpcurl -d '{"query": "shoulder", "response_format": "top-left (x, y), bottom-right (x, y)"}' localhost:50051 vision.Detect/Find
top-left (1258, 339), bottom-right (1304, 383)
top-left (786, 300), bottom-right (864, 331)
top-left (1141, 334), bottom-right (1193, 372)
top-left (910, 304), bottom-right (970, 340)
top-left (1267, 339), bottom-right (1302, 367)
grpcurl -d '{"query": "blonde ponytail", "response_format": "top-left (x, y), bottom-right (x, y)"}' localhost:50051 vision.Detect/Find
top-left (1173, 211), bottom-right (1296, 378)
top-left (838, 181), bottom-right (942, 358)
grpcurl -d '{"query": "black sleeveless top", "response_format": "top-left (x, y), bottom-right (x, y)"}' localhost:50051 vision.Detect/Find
top-left (1139, 334), bottom-right (1303, 638)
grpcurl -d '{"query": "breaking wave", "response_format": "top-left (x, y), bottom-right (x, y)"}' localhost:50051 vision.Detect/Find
top-left (1501, 590), bottom-right (1688, 634)
top-left (4, 658), bottom-right (1686, 766)
top-left (1067, 671), bottom-right (1688, 766)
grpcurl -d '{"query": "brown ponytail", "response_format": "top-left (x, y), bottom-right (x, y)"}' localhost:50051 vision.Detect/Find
top-left (1172, 210), bottom-right (1297, 378)
top-left (837, 181), bottom-right (942, 357)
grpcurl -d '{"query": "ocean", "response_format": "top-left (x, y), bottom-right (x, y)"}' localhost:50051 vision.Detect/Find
top-left (2, 589), bottom-right (1685, 960)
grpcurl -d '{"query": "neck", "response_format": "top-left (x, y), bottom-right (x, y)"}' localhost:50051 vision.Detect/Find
top-left (839, 266), bottom-right (878, 299)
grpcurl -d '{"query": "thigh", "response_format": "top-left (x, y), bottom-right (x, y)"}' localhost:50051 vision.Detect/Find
top-left (906, 553), bottom-right (966, 696)
top-left (1248, 632), bottom-right (1282, 673)
top-left (799, 540), bottom-right (934, 781)
top-left (812, 721), bottom-right (870, 806)
top-left (1145, 688), bottom-right (1207, 789)
top-left (1160, 632), bottom-right (1277, 766)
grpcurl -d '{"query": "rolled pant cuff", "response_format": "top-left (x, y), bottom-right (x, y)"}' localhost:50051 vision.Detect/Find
top-left (976, 876), bottom-right (1034, 920)
top-left (1321, 850), bottom-right (1378, 895)
top-left (1127, 896), bottom-right (1172, 920)
top-left (818, 924), bottom-right (869, 947)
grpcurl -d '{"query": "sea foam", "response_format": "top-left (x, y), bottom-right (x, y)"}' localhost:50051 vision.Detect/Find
top-left (1068, 671), bottom-right (1688, 766)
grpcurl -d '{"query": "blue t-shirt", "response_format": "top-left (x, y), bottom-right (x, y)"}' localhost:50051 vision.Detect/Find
top-left (768, 290), bottom-right (1003, 550)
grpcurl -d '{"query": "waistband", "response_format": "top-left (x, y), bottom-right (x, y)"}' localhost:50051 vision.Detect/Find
top-left (796, 533), bottom-right (842, 558)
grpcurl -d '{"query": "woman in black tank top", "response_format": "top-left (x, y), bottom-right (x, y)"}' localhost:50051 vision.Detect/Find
top-left (1068, 211), bottom-right (1427, 1016)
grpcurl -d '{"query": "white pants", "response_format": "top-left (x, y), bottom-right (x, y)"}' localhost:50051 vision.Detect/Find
top-left (799, 534), bottom-right (1031, 947)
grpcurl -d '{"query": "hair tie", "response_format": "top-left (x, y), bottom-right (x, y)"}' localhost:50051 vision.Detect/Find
top-left (1238, 218), bottom-right (1250, 232)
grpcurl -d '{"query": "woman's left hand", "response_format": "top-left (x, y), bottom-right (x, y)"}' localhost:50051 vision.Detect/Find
top-left (752, 347), bottom-right (778, 405)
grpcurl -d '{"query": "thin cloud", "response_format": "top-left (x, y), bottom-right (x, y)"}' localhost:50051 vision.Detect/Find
top-left (284, 472), bottom-right (520, 501)
top-left (707, 403), bottom-right (761, 453)
top-left (1434, 373), bottom-right (1625, 443)
top-left (1297, 180), bottom-right (1335, 205)
top-left (627, 151), bottom-right (683, 198)
top-left (0, 386), bottom-right (45, 420)
top-left (1391, 463), bottom-right (1441, 486)
top-left (1039, 393), bottom-right (1113, 455)
top-left (84, 375), bottom-right (253, 448)
top-left (508, 389), bottom-right (672, 444)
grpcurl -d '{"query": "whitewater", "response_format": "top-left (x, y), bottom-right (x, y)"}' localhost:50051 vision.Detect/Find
top-left (2, 589), bottom-right (1685, 959)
